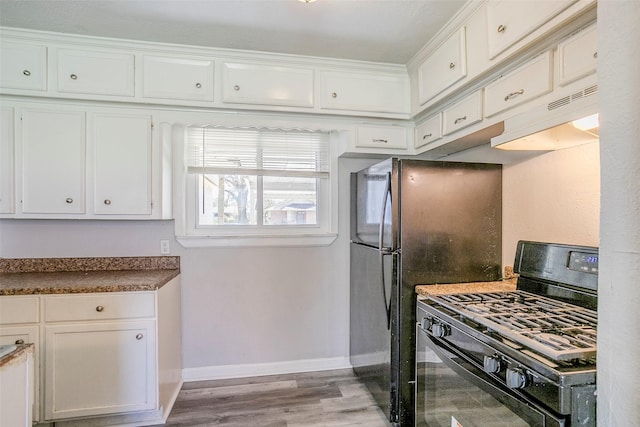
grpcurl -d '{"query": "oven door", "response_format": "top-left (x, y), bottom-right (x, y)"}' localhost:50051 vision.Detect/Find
top-left (415, 321), bottom-right (566, 427)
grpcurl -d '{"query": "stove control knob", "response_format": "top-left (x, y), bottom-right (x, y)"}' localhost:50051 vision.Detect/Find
top-left (506, 368), bottom-right (528, 389)
top-left (483, 355), bottom-right (502, 374)
top-left (420, 317), bottom-right (433, 329)
top-left (431, 322), bottom-right (450, 338)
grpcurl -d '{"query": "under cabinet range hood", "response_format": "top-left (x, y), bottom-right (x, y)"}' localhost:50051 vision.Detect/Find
top-left (492, 83), bottom-right (598, 150)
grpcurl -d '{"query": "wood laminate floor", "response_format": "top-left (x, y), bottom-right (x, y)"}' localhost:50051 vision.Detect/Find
top-left (160, 369), bottom-right (390, 427)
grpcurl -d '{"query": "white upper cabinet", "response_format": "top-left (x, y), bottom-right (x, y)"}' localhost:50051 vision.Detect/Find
top-left (484, 51), bottom-right (553, 118)
top-left (319, 70), bottom-right (409, 114)
top-left (222, 62), bottom-right (314, 107)
top-left (142, 55), bottom-right (214, 101)
top-left (414, 113), bottom-right (442, 149)
top-left (487, 0), bottom-right (577, 59)
top-left (418, 27), bottom-right (467, 106)
top-left (20, 109), bottom-right (86, 214)
top-left (57, 49), bottom-right (135, 97)
top-left (92, 113), bottom-right (152, 215)
top-left (355, 124), bottom-right (408, 150)
top-left (442, 90), bottom-right (483, 136)
top-left (0, 107), bottom-right (14, 214)
top-left (557, 24), bottom-right (597, 87)
top-left (0, 41), bottom-right (47, 91)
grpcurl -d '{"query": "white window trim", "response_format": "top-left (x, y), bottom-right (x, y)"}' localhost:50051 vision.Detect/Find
top-left (169, 119), bottom-right (340, 248)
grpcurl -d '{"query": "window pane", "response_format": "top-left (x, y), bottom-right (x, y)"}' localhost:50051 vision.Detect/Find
top-left (263, 177), bottom-right (317, 225)
top-left (198, 174), bottom-right (257, 225)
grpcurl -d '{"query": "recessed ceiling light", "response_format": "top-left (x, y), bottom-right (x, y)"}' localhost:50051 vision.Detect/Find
top-left (298, 0), bottom-right (318, 3)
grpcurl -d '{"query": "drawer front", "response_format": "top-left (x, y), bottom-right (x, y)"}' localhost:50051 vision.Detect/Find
top-left (484, 51), bottom-right (553, 118)
top-left (57, 49), bottom-right (135, 97)
top-left (0, 296), bottom-right (40, 324)
top-left (222, 63), bottom-right (314, 107)
top-left (415, 114), bottom-right (442, 148)
top-left (0, 41), bottom-right (47, 91)
top-left (557, 24), bottom-right (597, 86)
top-left (443, 90), bottom-right (483, 136)
top-left (44, 292), bottom-right (155, 322)
top-left (356, 125), bottom-right (407, 149)
top-left (143, 55), bottom-right (214, 101)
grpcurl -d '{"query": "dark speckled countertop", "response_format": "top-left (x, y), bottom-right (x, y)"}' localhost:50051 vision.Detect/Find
top-left (0, 256), bottom-right (180, 295)
top-left (415, 266), bottom-right (518, 297)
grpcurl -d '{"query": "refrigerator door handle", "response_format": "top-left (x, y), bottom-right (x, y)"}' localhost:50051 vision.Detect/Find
top-left (379, 172), bottom-right (392, 330)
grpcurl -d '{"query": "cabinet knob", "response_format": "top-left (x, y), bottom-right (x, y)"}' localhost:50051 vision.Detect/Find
top-left (104, 199), bottom-right (111, 205)
top-left (497, 24), bottom-right (506, 33)
top-left (504, 89), bottom-right (525, 101)
top-left (372, 139), bottom-right (388, 144)
top-left (331, 92), bottom-right (337, 98)
top-left (70, 74), bottom-right (78, 80)
top-left (65, 197), bottom-right (74, 204)
top-left (136, 333), bottom-right (144, 340)
top-left (454, 116), bottom-right (467, 125)
top-left (449, 62), bottom-right (455, 69)
top-left (195, 82), bottom-right (202, 88)
top-left (15, 339), bottom-right (25, 345)
top-left (23, 69), bottom-right (31, 76)
top-left (234, 85), bottom-right (240, 91)
top-left (96, 305), bottom-right (104, 312)
top-left (593, 52), bottom-right (598, 59)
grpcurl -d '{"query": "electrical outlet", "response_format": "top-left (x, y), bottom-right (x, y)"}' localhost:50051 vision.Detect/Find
top-left (160, 240), bottom-right (170, 255)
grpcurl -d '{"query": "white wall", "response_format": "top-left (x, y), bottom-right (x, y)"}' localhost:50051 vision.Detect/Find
top-left (597, 1), bottom-right (640, 425)
top-left (0, 157), bottom-right (377, 379)
top-left (502, 141), bottom-right (600, 266)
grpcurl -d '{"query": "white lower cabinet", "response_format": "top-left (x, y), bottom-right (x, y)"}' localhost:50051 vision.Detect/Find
top-left (44, 320), bottom-right (157, 420)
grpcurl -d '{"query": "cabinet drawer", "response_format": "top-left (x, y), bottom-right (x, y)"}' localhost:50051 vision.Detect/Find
top-left (557, 24), bottom-right (597, 86)
top-left (222, 63), bottom-right (313, 107)
top-left (0, 41), bottom-right (47, 91)
top-left (487, 0), bottom-right (577, 59)
top-left (0, 296), bottom-right (40, 324)
top-left (142, 55), bottom-right (214, 101)
top-left (44, 292), bottom-right (155, 322)
top-left (442, 90), bottom-right (483, 136)
top-left (415, 114), bottom-right (442, 149)
top-left (356, 125), bottom-right (407, 150)
top-left (418, 27), bottom-right (467, 105)
top-left (57, 49), bottom-right (135, 97)
top-left (484, 51), bottom-right (553, 118)
top-left (320, 71), bottom-right (409, 114)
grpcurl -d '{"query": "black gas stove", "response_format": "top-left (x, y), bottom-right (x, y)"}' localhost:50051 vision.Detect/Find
top-left (416, 241), bottom-right (598, 427)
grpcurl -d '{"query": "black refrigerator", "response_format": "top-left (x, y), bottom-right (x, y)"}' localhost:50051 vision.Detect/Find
top-left (350, 158), bottom-right (502, 426)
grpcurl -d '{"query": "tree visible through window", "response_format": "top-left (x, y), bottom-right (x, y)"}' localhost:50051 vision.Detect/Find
top-left (186, 125), bottom-right (330, 233)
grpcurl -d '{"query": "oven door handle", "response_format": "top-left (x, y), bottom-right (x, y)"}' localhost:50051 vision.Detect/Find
top-left (424, 333), bottom-right (566, 427)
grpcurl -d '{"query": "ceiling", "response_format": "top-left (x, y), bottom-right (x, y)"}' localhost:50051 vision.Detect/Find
top-left (0, 0), bottom-right (467, 64)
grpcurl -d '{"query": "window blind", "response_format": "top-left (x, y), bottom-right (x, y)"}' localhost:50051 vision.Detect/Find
top-left (186, 125), bottom-right (330, 178)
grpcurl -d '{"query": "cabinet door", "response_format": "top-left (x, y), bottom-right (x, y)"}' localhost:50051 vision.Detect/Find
top-left (20, 109), bottom-right (85, 214)
top-left (320, 71), bottom-right (409, 114)
top-left (0, 107), bottom-right (15, 214)
top-left (222, 63), bottom-right (313, 107)
top-left (57, 49), bottom-right (135, 97)
top-left (484, 51), bottom-right (553, 118)
top-left (418, 27), bottom-right (467, 105)
top-left (142, 55), bottom-right (214, 101)
top-left (442, 90), bottom-right (483, 136)
top-left (415, 114), bottom-right (442, 149)
top-left (44, 321), bottom-right (157, 420)
top-left (0, 325), bottom-right (40, 422)
top-left (92, 113), bottom-right (152, 215)
top-left (0, 41), bottom-right (47, 91)
top-left (557, 24), bottom-right (597, 86)
top-left (487, 0), bottom-right (577, 59)
top-left (356, 125), bottom-right (407, 150)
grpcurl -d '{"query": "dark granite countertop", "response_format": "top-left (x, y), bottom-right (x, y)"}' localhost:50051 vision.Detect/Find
top-left (0, 256), bottom-right (180, 296)
top-left (415, 266), bottom-right (518, 297)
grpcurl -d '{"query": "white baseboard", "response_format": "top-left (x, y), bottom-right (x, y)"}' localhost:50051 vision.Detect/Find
top-left (182, 356), bottom-right (352, 382)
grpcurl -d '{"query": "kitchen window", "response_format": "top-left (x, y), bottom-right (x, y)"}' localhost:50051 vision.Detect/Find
top-left (178, 124), bottom-right (337, 247)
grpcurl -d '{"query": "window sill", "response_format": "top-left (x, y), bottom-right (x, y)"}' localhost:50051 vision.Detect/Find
top-left (176, 233), bottom-right (338, 248)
